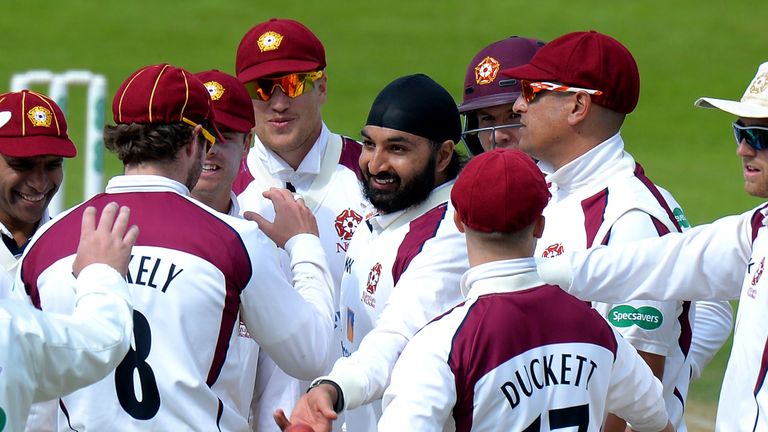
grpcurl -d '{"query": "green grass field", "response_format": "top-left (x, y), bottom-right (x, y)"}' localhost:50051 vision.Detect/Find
top-left (2, 0), bottom-right (763, 423)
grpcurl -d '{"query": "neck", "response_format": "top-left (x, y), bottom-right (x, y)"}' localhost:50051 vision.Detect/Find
top-left (0, 215), bottom-right (37, 247)
top-left (191, 190), bottom-right (231, 214)
top-left (124, 163), bottom-right (188, 187)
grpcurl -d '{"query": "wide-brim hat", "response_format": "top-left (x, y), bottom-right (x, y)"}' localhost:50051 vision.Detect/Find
top-left (695, 61), bottom-right (768, 118)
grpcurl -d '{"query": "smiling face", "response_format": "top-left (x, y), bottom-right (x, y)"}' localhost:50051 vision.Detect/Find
top-left (359, 126), bottom-right (442, 214)
top-left (192, 131), bottom-right (250, 213)
top-left (736, 117), bottom-right (768, 198)
top-left (0, 154), bottom-right (63, 239)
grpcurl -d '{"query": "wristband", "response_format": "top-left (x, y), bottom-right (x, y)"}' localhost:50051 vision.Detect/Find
top-left (308, 379), bottom-right (345, 414)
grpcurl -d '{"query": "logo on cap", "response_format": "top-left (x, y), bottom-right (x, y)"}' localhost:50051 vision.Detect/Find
top-left (750, 72), bottom-right (768, 95)
top-left (475, 56), bottom-right (500, 85)
top-left (257, 31), bottom-right (283, 52)
top-left (27, 106), bottom-right (53, 127)
top-left (204, 81), bottom-right (225, 101)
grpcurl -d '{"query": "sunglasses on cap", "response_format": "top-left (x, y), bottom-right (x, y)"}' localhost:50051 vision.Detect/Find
top-left (521, 80), bottom-right (603, 103)
top-left (245, 71), bottom-right (324, 102)
top-left (733, 122), bottom-right (768, 151)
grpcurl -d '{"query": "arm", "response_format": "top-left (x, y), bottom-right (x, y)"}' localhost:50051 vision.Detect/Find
top-left (689, 300), bottom-right (734, 380)
top-left (605, 328), bottom-right (670, 432)
top-left (28, 203), bottom-right (137, 401)
top-left (538, 210), bottom-right (755, 302)
top-left (379, 322), bottom-right (456, 432)
top-left (285, 226), bottom-right (467, 429)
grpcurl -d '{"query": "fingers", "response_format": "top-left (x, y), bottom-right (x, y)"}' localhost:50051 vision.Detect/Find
top-left (123, 225), bottom-right (140, 249)
top-left (111, 205), bottom-right (132, 239)
top-left (96, 201), bottom-right (120, 233)
top-left (273, 409), bottom-right (291, 431)
top-left (80, 205), bottom-right (97, 241)
top-left (243, 211), bottom-right (267, 226)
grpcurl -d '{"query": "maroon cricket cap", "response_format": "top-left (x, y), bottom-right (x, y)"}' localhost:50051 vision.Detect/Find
top-left (196, 70), bottom-right (255, 133)
top-left (236, 18), bottom-right (326, 83)
top-left (451, 149), bottom-right (549, 233)
top-left (501, 31), bottom-right (640, 114)
top-left (458, 36), bottom-right (545, 113)
top-left (0, 90), bottom-right (77, 158)
top-left (112, 64), bottom-right (223, 144)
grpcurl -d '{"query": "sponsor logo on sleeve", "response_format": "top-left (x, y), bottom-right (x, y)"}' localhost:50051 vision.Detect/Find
top-left (608, 305), bottom-right (663, 330)
top-left (749, 257), bottom-right (764, 299)
top-left (673, 207), bottom-right (690, 229)
top-left (542, 243), bottom-right (564, 258)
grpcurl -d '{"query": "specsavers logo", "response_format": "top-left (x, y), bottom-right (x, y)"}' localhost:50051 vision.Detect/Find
top-left (608, 305), bottom-right (663, 330)
top-left (0, 406), bottom-right (5, 431)
top-left (673, 207), bottom-right (690, 229)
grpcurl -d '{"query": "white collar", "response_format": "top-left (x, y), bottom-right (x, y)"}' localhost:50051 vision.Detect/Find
top-left (366, 181), bottom-right (454, 234)
top-left (105, 175), bottom-right (190, 195)
top-left (460, 258), bottom-right (543, 298)
top-left (541, 132), bottom-right (634, 193)
top-left (254, 122), bottom-right (330, 181)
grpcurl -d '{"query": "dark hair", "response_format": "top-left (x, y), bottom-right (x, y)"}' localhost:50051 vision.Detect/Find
top-left (103, 123), bottom-right (196, 166)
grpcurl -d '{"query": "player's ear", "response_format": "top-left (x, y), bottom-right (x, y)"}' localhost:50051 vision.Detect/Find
top-left (532, 215), bottom-right (545, 239)
top-left (453, 210), bottom-right (465, 233)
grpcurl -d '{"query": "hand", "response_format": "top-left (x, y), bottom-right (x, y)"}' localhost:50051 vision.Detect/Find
top-left (273, 385), bottom-right (338, 432)
top-left (244, 187), bottom-right (319, 248)
top-left (73, 202), bottom-right (140, 277)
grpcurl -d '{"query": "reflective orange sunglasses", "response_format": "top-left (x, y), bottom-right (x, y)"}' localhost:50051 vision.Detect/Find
top-left (245, 71), bottom-right (324, 102)
top-left (521, 80), bottom-right (603, 103)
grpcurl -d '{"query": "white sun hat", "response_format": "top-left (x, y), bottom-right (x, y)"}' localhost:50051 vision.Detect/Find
top-left (695, 61), bottom-right (768, 118)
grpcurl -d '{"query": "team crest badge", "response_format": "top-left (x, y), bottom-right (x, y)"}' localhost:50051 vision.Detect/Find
top-left (752, 257), bottom-right (764, 287)
top-left (335, 209), bottom-right (363, 241)
top-left (542, 243), bottom-right (564, 258)
top-left (257, 31), bottom-right (283, 52)
top-left (750, 72), bottom-right (768, 95)
top-left (27, 106), bottom-right (52, 127)
top-left (204, 81), bottom-right (225, 101)
top-left (474, 56), bottom-right (500, 85)
top-left (366, 263), bottom-right (382, 294)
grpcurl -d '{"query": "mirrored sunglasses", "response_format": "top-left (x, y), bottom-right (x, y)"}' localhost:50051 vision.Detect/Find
top-left (245, 71), bottom-right (324, 102)
top-left (521, 80), bottom-right (603, 103)
top-left (733, 122), bottom-right (768, 151)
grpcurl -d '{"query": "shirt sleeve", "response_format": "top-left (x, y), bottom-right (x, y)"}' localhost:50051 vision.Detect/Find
top-left (604, 327), bottom-right (669, 431)
top-left (240, 231), bottom-right (335, 380)
top-left (324, 228), bottom-right (467, 410)
top-left (379, 318), bottom-right (456, 432)
top-left (21, 263), bottom-right (133, 402)
top-left (599, 210), bottom-right (681, 356)
top-left (537, 209), bottom-right (755, 303)
top-left (688, 300), bottom-right (734, 380)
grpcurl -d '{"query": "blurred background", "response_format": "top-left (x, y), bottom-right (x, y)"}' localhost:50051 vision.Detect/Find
top-left (3, 0), bottom-right (763, 427)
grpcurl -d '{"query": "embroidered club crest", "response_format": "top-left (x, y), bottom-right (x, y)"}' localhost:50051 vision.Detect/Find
top-left (335, 209), bottom-right (363, 241)
top-left (27, 106), bottom-right (52, 127)
top-left (474, 56), bottom-right (500, 85)
top-left (257, 31), bottom-right (283, 52)
top-left (366, 263), bottom-right (382, 294)
top-left (752, 257), bottom-right (765, 287)
top-left (749, 72), bottom-right (768, 95)
top-left (542, 243), bottom-right (564, 258)
top-left (203, 81), bottom-right (225, 101)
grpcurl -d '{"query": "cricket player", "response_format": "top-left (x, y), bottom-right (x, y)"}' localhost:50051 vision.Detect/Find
top-left (16, 63), bottom-right (334, 431)
top-left (379, 149), bottom-right (674, 432)
top-left (0, 90), bottom-right (77, 297)
top-left (1, 202), bottom-right (136, 432)
top-left (276, 74), bottom-right (469, 432)
top-left (503, 30), bottom-right (728, 431)
top-left (234, 18), bottom-right (367, 429)
top-left (536, 61), bottom-right (768, 430)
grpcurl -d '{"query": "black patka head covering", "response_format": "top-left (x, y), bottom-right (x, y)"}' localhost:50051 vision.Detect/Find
top-left (366, 74), bottom-right (461, 144)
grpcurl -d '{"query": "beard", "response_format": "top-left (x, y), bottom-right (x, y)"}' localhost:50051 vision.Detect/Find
top-left (185, 140), bottom-right (205, 190)
top-left (362, 153), bottom-right (437, 214)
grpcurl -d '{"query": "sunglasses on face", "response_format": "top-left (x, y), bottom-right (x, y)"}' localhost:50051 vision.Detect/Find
top-left (520, 80), bottom-right (604, 103)
top-left (245, 71), bottom-right (324, 102)
top-left (733, 122), bottom-right (768, 151)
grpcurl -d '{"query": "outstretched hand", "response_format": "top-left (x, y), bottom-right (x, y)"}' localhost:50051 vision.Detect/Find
top-left (244, 187), bottom-right (319, 248)
top-left (273, 384), bottom-right (338, 432)
top-left (73, 202), bottom-right (140, 277)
